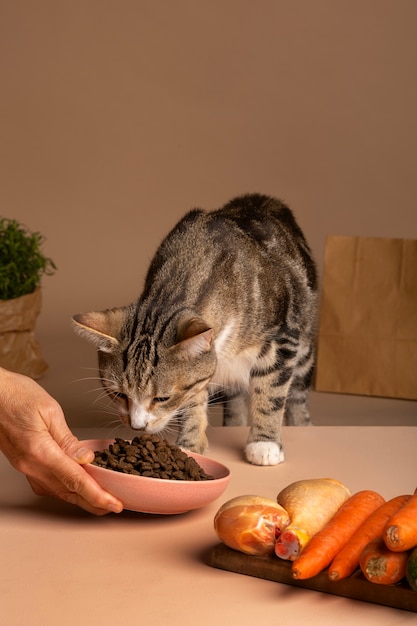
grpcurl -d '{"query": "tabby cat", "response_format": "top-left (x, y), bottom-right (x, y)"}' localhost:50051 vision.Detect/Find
top-left (73, 194), bottom-right (317, 465)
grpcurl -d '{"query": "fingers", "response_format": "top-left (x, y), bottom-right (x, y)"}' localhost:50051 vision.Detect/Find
top-left (48, 449), bottom-right (123, 513)
top-left (28, 476), bottom-right (118, 516)
top-left (27, 452), bottom-right (124, 515)
top-left (55, 441), bottom-right (124, 513)
top-left (61, 464), bottom-right (124, 514)
top-left (25, 400), bottom-right (122, 513)
top-left (13, 432), bottom-right (123, 514)
top-left (64, 492), bottom-right (119, 516)
top-left (18, 433), bottom-right (124, 515)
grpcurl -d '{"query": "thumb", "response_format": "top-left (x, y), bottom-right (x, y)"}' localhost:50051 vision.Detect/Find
top-left (70, 445), bottom-right (95, 465)
top-left (32, 388), bottom-right (95, 466)
top-left (49, 417), bottom-right (95, 466)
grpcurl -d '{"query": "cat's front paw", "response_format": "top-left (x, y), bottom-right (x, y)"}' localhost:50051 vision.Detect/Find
top-left (245, 441), bottom-right (284, 466)
top-left (177, 433), bottom-right (208, 456)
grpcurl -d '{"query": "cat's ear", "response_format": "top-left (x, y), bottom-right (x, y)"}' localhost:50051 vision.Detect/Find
top-left (73, 309), bottom-right (125, 353)
top-left (175, 317), bottom-right (213, 358)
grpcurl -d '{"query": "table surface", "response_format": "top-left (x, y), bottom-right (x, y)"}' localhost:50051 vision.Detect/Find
top-left (1, 425), bottom-right (416, 626)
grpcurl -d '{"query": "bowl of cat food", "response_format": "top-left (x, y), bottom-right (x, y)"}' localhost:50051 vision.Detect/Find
top-left (82, 435), bottom-right (231, 514)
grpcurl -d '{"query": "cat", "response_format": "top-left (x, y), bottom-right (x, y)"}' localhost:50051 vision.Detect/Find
top-left (73, 193), bottom-right (318, 466)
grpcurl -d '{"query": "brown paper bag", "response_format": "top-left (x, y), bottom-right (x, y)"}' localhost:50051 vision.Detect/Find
top-left (0, 288), bottom-right (48, 379)
top-left (314, 235), bottom-right (417, 400)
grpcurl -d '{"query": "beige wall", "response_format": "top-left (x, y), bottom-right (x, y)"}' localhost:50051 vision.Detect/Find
top-left (1, 1), bottom-right (416, 425)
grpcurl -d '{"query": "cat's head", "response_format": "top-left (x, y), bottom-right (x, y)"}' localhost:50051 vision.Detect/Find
top-left (73, 307), bottom-right (216, 434)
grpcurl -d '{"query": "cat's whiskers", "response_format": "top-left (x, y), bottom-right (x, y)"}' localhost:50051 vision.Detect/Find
top-left (102, 420), bottom-right (132, 441)
top-left (207, 393), bottom-right (226, 408)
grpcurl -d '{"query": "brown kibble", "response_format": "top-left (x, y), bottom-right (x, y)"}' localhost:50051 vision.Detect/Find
top-left (125, 444), bottom-right (138, 455)
top-left (91, 434), bottom-right (214, 481)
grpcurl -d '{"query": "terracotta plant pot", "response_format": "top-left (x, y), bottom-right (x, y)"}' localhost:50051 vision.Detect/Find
top-left (0, 288), bottom-right (48, 379)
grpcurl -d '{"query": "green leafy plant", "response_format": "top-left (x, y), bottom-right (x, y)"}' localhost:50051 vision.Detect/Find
top-left (0, 218), bottom-right (56, 300)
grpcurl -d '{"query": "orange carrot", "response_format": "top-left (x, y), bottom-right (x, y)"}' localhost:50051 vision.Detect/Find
top-left (291, 490), bottom-right (385, 580)
top-left (359, 538), bottom-right (409, 585)
top-left (383, 491), bottom-right (417, 552)
top-left (328, 494), bottom-right (411, 580)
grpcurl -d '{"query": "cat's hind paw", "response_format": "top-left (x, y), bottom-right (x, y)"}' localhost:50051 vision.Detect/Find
top-left (245, 441), bottom-right (284, 466)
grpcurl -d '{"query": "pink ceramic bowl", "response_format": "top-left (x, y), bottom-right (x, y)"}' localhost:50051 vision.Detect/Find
top-left (82, 439), bottom-right (231, 514)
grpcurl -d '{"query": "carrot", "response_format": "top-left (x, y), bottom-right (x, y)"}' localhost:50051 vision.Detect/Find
top-left (383, 491), bottom-right (417, 552)
top-left (359, 537), bottom-right (409, 585)
top-left (291, 490), bottom-right (385, 580)
top-left (328, 494), bottom-right (411, 580)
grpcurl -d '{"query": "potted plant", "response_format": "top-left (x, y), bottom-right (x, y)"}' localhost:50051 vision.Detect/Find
top-left (0, 218), bottom-right (56, 379)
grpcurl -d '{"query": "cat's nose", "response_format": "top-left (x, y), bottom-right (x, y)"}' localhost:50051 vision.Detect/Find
top-left (130, 415), bottom-right (149, 430)
top-left (129, 403), bottom-right (151, 430)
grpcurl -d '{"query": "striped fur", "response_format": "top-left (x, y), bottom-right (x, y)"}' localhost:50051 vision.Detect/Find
top-left (73, 194), bottom-right (317, 465)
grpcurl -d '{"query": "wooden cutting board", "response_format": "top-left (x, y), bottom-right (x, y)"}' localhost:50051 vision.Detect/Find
top-left (206, 543), bottom-right (417, 613)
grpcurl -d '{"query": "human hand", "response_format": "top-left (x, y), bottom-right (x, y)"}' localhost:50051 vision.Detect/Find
top-left (0, 368), bottom-right (123, 515)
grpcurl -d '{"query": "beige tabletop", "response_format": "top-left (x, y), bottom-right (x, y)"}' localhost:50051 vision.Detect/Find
top-left (1, 425), bottom-right (416, 626)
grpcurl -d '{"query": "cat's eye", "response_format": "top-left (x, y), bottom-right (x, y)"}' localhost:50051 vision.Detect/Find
top-left (153, 396), bottom-right (170, 404)
top-left (112, 391), bottom-right (128, 402)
